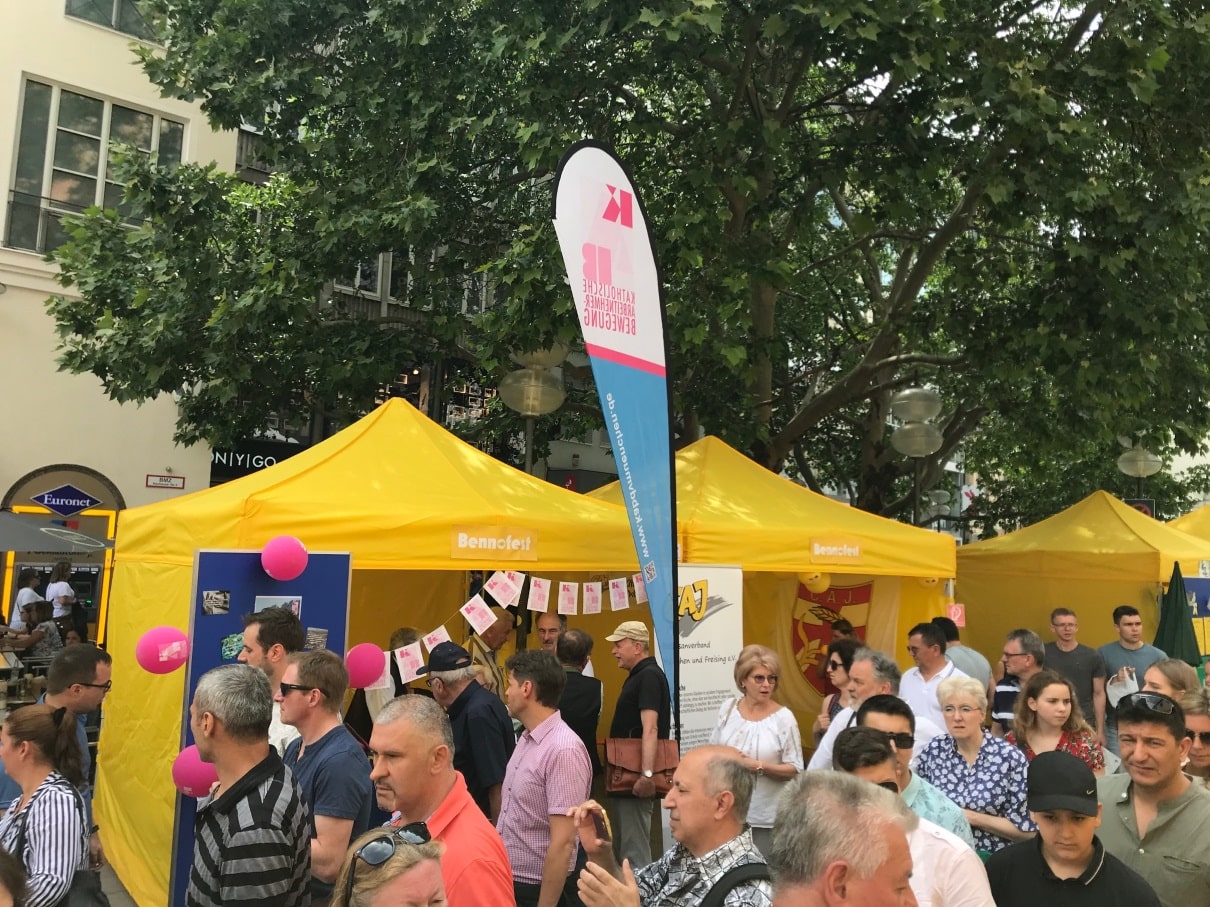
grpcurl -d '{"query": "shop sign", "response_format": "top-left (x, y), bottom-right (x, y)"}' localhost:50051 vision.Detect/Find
top-left (31, 484), bottom-right (102, 517)
top-left (451, 526), bottom-right (538, 561)
top-left (809, 537), bottom-right (863, 564)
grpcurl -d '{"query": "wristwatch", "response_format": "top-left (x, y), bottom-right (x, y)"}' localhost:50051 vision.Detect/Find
top-left (642, 769), bottom-right (654, 779)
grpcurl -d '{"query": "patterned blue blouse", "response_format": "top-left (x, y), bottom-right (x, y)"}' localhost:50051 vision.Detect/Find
top-left (915, 730), bottom-right (1036, 853)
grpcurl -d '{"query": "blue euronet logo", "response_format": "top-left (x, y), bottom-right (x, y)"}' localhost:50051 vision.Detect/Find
top-left (32, 484), bottom-right (101, 517)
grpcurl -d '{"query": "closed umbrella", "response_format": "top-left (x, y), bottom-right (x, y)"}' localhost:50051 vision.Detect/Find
top-left (1155, 561), bottom-right (1202, 667)
top-left (0, 511), bottom-right (112, 555)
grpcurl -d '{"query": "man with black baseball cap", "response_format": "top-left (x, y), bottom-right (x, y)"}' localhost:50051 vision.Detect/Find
top-left (419, 641), bottom-right (516, 822)
top-left (986, 751), bottom-right (1159, 906)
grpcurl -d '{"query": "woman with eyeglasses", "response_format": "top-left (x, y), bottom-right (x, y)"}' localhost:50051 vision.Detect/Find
top-left (1005, 670), bottom-right (1105, 775)
top-left (708, 644), bottom-right (803, 855)
top-left (0, 705), bottom-right (90, 907)
top-left (916, 675), bottom-right (1035, 857)
top-left (811, 637), bottom-right (861, 747)
top-left (1179, 687), bottom-right (1210, 786)
top-left (331, 827), bottom-right (445, 907)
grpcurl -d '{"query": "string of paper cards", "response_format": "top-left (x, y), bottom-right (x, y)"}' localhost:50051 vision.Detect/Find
top-left (363, 570), bottom-right (648, 689)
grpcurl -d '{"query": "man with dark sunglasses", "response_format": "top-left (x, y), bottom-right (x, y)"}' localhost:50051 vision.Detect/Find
top-left (1096, 691), bottom-right (1210, 906)
top-left (832, 727), bottom-right (995, 907)
top-left (856, 694), bottom-right (974, 847)
top-left (367, 694), bottom-right (513, 907)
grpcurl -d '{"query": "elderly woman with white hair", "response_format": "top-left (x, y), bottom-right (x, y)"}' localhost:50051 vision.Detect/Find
top-left (915, 675), bottom-right (1035, 856)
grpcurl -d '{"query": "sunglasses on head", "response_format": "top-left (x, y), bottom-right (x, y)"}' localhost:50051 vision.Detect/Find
top-left (876, 780), bottom-right (900, 793)
top-left (1121, 691), bottom-right (1178, 715)
top-left (344, 822), bottom-right (431, 904)
top-left (881, 731), bottom-right (914, 749)
top-left (1186, 729), bottom-right (1210, 745)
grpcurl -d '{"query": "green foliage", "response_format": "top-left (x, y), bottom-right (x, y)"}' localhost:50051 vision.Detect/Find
top-left (46, 0), bottom-right (1210, 518)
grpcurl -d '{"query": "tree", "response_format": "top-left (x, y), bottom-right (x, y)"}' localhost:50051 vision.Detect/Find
top-left (48, 0), bottom-right (1210, 515)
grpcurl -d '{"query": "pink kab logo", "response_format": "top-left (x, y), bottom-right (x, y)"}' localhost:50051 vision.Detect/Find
top-left (582, 243), bottom-right (612, 283)
top-left (603, 185), bottom-right (633, 228)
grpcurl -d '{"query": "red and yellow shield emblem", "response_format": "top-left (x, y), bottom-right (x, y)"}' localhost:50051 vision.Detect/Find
top-left (792, 581), bottom-right (871, 696)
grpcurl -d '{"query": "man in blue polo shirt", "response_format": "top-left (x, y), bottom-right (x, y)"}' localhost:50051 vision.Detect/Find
top-left (278, 649), bottom-right (373, 903)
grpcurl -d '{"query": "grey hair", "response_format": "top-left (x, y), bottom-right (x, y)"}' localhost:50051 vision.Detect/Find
top-left (376, 694), bottom-right (455, 753)
top-left (430, 665), bottom-right (477, 686)
top-left (701, 749), bottom-right (755, 821)
top-left (852, 648), bottom-right (902, 695)
top-left (1006, 628), bottom-right (1045, 667)
top-left (769, 772), bottom-right (917, 889)
top-left (193, 664), bottom-right (272, 743)
top-left (937, 675), bottom-right (988, 711)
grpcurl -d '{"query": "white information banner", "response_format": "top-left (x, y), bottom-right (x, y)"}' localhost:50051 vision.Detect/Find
top-left (674, 564), bottom-right (745, 752)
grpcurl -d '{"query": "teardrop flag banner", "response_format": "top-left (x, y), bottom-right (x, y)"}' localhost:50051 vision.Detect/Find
top-left (553, 141), bottom-right (679, 713)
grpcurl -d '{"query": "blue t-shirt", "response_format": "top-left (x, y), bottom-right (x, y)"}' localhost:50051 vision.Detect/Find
top-left (283, 725), bottom-right (373, 899)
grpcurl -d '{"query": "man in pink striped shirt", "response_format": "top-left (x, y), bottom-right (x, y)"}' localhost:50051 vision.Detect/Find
top-left (500, 649), bottom-right (593, 907)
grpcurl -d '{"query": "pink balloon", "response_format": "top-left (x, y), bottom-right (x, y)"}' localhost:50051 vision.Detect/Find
top-left (261, 535), bottom-right (309, 581)
top-left (135, 626), bottom-right (190, 674)
top-left (172, 745), bottom-right (218, 798)
top-left (346, 643), bottom-right (387, 689)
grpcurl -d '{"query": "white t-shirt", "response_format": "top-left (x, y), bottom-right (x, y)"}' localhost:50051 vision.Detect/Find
top-left (44, 581), bottom-right (74, 619)
top-left (900, 660), bottom-right (969, 730)
top-left (908, 818), bottom-right (996, 907)
top-left (10, 588), bottom-right (42, 627)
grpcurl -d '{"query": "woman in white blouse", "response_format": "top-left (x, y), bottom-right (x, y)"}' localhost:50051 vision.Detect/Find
top-left (0, 705), bottom-right (89, 907)
top-left (709, 644), bottom-right (803, 855)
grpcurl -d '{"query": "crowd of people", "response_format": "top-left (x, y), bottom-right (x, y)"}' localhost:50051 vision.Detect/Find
top-left (3, 585), bottom-right (1210, 907)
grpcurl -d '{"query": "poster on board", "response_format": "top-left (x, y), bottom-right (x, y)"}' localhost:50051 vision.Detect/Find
top-left (675, 564), bottom-right (744, 751)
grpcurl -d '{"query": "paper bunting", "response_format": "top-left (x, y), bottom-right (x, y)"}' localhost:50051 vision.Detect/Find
top-left (364, 650), bottom-right (393, 690)
top-left (527, 576), bottom-right (552, 612)
top-left (632, 573), bottom-right (648, 604)
top-left (460, 593), bottom-right (497, 636)
top-left (558, 582), bottom-right (579, 615)
top-left (394, 642), bottom-right (424, 683)
top-left (422, 625), bottom-right (452, 651)
top-left (582, 582), bottom-right (602, 615)
top-left (609, 578), bottom-right (630, 611)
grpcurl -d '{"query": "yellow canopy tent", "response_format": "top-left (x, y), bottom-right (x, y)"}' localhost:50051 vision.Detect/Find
top-left (98, 398), bottom-right (642, 905)
top-left (1169, 504), bottom-right (1210, 540)
top-left (956, 490), bottom-right (1210, 659)
top-left (590, 436), bottom-right (956, 733)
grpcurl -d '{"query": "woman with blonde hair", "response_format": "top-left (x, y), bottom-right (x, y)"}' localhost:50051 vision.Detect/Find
top-left (1141, 657), bottom-right (1200, 700)
top-left (708, 644), bottom-right (803, 854)
top-left (1180, 687), bottom-right (1210, 786)
top-left (1005, 670), bottom-right (1104, 774)
top-left (916, 675), bottom-right (1034, 856)
top-left (0, 705), bottom-right (90, 907)
top-left (331, 827), bottom-right (445, 907)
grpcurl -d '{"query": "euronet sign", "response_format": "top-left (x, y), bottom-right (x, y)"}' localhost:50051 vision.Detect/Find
top-left (451, 526), bottom-right (538, 561)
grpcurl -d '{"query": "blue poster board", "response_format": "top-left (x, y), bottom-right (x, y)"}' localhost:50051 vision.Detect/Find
top-left (169, 550), bottom-right (351, 906)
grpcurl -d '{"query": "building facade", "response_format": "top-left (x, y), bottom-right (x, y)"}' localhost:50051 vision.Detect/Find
top-left (1, 3), bottom-right (234, 616)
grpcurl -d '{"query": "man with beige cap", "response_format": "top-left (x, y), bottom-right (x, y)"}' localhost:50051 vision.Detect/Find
top-left (606, 619), bottom-right (672, 870)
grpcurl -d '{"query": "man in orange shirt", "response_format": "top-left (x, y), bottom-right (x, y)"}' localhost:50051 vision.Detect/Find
top-left (368, 695), bottom-right (513, 907)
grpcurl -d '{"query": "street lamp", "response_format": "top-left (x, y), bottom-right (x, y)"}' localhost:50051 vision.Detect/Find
top-left (1117, 444), bottom-right (1162, 497)
top-left (890, 386), bottom-right (944, 525)
top-left (498, 347), bottom-right (567, 473)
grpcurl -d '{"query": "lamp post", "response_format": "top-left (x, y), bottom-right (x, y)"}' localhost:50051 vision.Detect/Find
top-left (1117, 444), bottom-right (1162, 497)
top-left (889, 386), bottom-right (944, 525)
top-left (498, 346), bottom-right (568, 474)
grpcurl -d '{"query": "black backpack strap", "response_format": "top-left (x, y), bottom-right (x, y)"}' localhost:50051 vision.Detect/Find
top-left (699, 861), bottom-right (770, 907)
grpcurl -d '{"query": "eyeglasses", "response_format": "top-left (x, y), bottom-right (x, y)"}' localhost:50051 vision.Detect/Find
top-left (1001, 650), bottom-right (1025, 660)
top-left (942, 705), bottom-right (980, 716)
top-left (77, 680), bottom-right (112, 692)
top-left (880, 731), bottom-right (915, 749)
top-left (826, 659), bottom-right (843, 670)
top-left (1186, 729), bottom-right (1210, 745)
top-left (344, 823), bottom-right (431, 904)
top-left (876, 780), bottom-right (900, 793)
top-left (279, 682), bottom-right (318, 697)
top-left (749, 674), bottom-right (778, 685)
top-left (1120, 691), bottom-right (1177, 715)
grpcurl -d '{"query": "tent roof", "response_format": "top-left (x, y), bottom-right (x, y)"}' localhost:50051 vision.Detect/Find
top-left (590, 436), bottom-right (955, 577)
top-left (114, 399), bottom-right (639, 571)
top-left (957, 490), bottom-right (1210, 582)
top-left (1169, 505), bottom-right (1210, 541)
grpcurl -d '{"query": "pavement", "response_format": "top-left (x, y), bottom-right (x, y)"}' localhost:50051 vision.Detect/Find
top-left (100, 864), bottom-right (137, 907)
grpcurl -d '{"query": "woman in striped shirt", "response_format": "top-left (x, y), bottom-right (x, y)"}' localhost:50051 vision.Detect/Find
top-left (0, 705), bottom-right (88, 907)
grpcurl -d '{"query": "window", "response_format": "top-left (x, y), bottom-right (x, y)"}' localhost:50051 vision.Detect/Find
top-left (5, 80), bottom-right (184, 253)
top-left (66, 0), bottom-right (155, 41)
